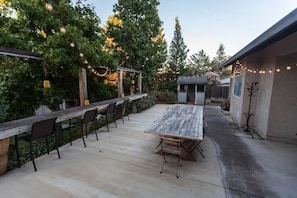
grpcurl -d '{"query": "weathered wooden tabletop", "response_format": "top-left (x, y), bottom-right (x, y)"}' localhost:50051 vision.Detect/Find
top-left (0, 93), bottom-right (147, 140)
top-left (145, 104), bottom-right (204, 141)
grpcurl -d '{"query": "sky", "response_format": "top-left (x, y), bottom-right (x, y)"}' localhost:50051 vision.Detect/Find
top-left (85, 0), bottom-right (296, 59)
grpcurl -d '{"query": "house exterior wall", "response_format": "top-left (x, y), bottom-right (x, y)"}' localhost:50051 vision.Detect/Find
top-left (268, 67), bottom-right (297, 142)
top-left (230, 75), bottom-right (244, 126)
top-left (229, 32), bottom-right (297, 142)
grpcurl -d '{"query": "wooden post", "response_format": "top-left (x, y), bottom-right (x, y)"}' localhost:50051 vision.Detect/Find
top-left (118, 70), bottom-right (124, 97)
top-left (138, 72), bottom-right (142, 94)
top-left (0, 138), bottom-right (9, 175)
top-left (79, 67), bottom-right (88, 106)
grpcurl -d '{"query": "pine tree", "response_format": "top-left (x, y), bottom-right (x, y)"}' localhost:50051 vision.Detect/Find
top-left (187, 49), bottom-right (211, 75)
top-left (211, 43), bottom-right (229, 71)
top-left (167, 17), bottom-right (189, 79)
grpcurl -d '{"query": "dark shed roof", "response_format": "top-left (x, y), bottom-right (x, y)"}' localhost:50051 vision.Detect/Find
top-left (0, 47), bottom-right (42, 60)
top-left (178, 76), bottom-right (208, 85)
top-left (220, 8), bottom-right (297, 68)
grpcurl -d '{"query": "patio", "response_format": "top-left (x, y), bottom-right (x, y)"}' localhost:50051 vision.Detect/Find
top-left (0, 104), bottom-right (225, 198)
top-left (0, 104), bottom-right (296, 197)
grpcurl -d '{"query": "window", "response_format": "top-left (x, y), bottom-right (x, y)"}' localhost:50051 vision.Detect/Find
top-left (234, 75), bottom-right (242, 97)
top-left (197, 85), bottom-right (204, 92)
top-left (180, 84), bottom-right (186, 92)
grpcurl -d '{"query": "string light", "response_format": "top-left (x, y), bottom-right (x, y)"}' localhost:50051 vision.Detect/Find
top-left (60, 26), bottom-right (66, 33)
top-left (231, 62), bottom-right (296, 78)
top-left (70, 42), bottom-right (75, 48)
top-left (45, 3), bottom-right (53, 11)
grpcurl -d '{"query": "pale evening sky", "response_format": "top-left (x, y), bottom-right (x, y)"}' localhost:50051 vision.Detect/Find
top-left (85, 0), bottom-right (296, 59)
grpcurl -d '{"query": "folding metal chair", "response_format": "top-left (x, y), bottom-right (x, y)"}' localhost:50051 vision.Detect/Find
top-left (159, 136), bottom-right (182, 178)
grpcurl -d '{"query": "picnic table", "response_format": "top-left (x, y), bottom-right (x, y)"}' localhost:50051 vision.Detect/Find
top-left (144, 104), bottom-right (204, 161)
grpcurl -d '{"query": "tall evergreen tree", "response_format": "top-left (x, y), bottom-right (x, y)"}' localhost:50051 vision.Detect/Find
top-left (105, 0), bottom-right (167, 89)
top-left (167, 17), bottom-right (189, 79)
top-left (187, 49), bottom-right (211, 75)
top-left (211, 43), bottom-right (229, 71)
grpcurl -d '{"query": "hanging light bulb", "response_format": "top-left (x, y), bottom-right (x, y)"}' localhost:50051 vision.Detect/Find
top-left (276, 68), bottom-right (281, 72)
top-left (79, 53), bottom-right (84, 58)
top-left (286, 65), bottom-right (291, 70)
top-left (45, 3), bottom-right (53, 11)
top-left (84, 60), bottom-right (88, 64)
top-left (70, 42), bottom-right (75, 48)
top-left (60, 26), bottom-right (66, 33)
top-left (269, 69), bottom-right (272, 73)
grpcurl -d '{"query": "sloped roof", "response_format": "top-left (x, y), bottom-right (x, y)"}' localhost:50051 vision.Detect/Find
top-left (220, 8), bottom-right (297, 68)
top-left (0, 47), bottom-right (42, 60)
top-left (178, 76), bottom-right (208, 84)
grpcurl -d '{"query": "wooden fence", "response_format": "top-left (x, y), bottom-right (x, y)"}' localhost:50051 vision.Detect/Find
top-left (206, 85), bottom-right (229, 99)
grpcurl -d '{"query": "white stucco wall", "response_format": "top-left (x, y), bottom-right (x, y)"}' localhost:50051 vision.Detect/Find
top-left (267, 63), bottom-right (297, 142)
top-left (230, 32), bottom-right (297, 142)
top-left (253, 58), bottom-right (275, 138)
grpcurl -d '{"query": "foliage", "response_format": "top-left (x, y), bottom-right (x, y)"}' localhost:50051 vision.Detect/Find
top-left (205, 71), bottom-right (220, 85)
top-left (0, 0), bottom-right (118, 121)
top-left (157, 17), bottom-right (189, 92)
top-left (210, 43), bottom-right (230, 72)
top-left (134, 95), bottom-right (156, 112)
top-left (186, 49), bottom-right (211, 76)
top-left (150, 90), bottom-right (176, 104)
top-left (104, 0), bottom-right (167, 89)
top-left (166, 17), bottom-right (189, 78)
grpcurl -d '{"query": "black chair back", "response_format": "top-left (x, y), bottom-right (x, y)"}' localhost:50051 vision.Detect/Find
top-left (122, 99), bottom-right (129, 109)
top-left (31, 117), bottom-right (57, 140)
top-left (82, 109), bottom-right (97, 124)
top-left (106, 102), bottom-right (116, 114)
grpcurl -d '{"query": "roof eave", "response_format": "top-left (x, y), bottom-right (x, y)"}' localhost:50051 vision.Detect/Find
top-left (219, 8), bottom-right (297, 69)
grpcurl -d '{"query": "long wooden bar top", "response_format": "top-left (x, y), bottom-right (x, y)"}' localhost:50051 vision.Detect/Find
top-left (0, 93), bottom-right (147, 140)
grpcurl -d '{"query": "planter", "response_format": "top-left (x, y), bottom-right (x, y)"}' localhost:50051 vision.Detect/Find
top-left (0, 138), bottom-right (10, 175)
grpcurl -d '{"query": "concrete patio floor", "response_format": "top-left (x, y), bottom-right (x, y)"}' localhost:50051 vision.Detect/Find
top-left (0, 104), bottom-right (225, 198)
top-left (0, 104), bottom-right (296, 198)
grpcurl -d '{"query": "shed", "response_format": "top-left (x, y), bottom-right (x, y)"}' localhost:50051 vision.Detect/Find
top-left (177, 76), bottom-right (208, 105)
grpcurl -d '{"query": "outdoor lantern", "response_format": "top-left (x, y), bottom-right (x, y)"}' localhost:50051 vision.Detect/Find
top-left (131, 80), bottom-right (135, 85)
top-left (43, 80), bottom-right (51, 88)
top-left (84, 100), bottom-right (90, 106)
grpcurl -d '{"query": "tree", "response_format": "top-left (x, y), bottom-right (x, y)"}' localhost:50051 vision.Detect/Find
top-left (104, 0), bottom-right (167, 89)
top-left (161, 17), bottom-right (189, 92)
top-left (0, 0), bottom-right (117, 121)
top-left (167, 17), bottom-right (189, 78)
top-left (211, 43), bottom-right (229, 71)
top-left (186, 49), bottom-right (211, 76)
